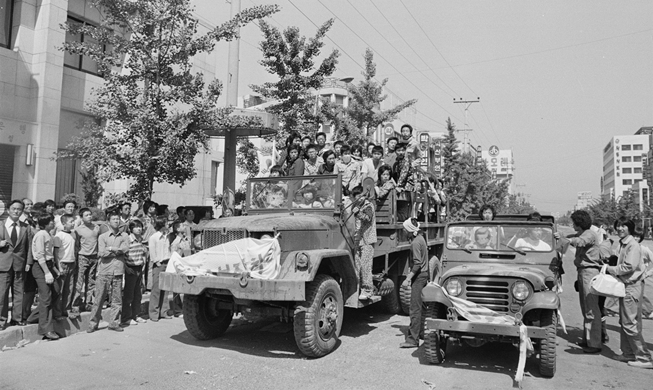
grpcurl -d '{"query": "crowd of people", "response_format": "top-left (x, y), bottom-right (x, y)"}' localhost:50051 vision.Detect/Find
top-left (269, 124), bottom-right (447, 222)
top-left (0, 197), bottom-right (198, 340)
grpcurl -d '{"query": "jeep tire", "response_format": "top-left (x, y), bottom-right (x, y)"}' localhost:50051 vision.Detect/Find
top-left (293, 274), bottom-right (344, 358)
top-left (183, 294), bottom-right (233, 340)
top-left (539, 309), bottom-right (557, 377)
top-left (423, 303), bottom-right (447, 364)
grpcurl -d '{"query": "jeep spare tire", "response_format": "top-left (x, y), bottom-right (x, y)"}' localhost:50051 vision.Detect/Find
top-left (294, 274), bottom-right (344, 357)
top-left (183, 294), bottom-right (233, 340)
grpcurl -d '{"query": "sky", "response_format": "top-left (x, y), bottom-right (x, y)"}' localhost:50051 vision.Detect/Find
top-left (194, 0), bottom-right (653, 214)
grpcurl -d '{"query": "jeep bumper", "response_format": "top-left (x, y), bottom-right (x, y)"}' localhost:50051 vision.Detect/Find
top-left (159, 272), bottom-right (305, 301)
top-left (425, 318), bottom-right (547, 339)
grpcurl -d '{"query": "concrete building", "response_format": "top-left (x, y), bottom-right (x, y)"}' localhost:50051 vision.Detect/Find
top-left (0, 0), bottom-right (224, 212)
top-left (601, 133), bottom-right (649, 199)
top-left (575, 191), bottom-right (592, 210)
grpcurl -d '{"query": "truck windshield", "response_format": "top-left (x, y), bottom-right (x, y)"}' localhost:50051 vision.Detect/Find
top-left (447, 225), bottom-right (554, 253)
top-left (248, 175), bottom-right (339, 210)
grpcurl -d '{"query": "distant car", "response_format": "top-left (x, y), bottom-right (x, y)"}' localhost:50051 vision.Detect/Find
top-left (422, 215), bottom-right (561, 377)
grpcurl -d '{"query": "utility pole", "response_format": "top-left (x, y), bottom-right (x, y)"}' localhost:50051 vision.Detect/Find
top-left (453, 98), bottom-right (479, 153)
top-left (223, 0), bottom-right (241, 193)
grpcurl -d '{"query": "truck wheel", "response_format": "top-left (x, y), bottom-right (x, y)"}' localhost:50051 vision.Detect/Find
top-left (423, 303), bottom-right (446, 364)
top-left (380, 277), bottom-right (401, 314)
top-left (399, 276), bottom-right (411, 315)
top-left (183, 294), bottom-right (232, 340)
top-left (539, 309), bottom-right (558, 377)
top-left (293, 274), bottom-right (344, 358)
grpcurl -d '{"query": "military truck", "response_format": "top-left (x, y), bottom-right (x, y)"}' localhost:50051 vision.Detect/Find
top-left (421, 215), bottom-right (561, 377)
top-left (160, 174), bottom-right (444, 357)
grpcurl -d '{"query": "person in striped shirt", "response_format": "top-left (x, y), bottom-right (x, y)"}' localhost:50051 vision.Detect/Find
top-left (121, 219), bottom-right (148, 327)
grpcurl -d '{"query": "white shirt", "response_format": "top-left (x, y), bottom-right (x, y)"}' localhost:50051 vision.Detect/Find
top-left (4, 218), bottom-right (20, 241)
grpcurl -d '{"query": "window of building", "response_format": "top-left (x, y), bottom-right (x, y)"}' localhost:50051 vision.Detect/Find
top-left (622, 145), bottom-right (632, 151)
top-left (622, 156), bottom-right (632, 162)
top-left (0, 0), bottom-right (14, 48)
top-left (634, 144), bottom-right (643, 151)
top-left (623, 168), bottom-right (632, 174)
top-left (634, 167), bottom-right (642, 174)
top-left (63, 16), bottom-right (103, 75)
top-left (634, 156), bottom-right (642, 162)
top-left (623, 179), bottom-right (632, 185)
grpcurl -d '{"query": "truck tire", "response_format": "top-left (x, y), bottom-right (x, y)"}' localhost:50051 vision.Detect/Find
top-left (423, 303), bottom-right (446, 364)
top-left (183, 294), bottom-right (232, 340)
top-left (380, 277), bottom-right (401, 314)
top-left (399, 276), bottom-right (411, 315)
top-left (539, 309), bottom-right (557, 378)
top-left (293, 274), bottom-right (343, 358)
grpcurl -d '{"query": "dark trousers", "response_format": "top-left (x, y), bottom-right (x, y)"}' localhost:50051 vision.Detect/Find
top-left (578, 267), bottom-right (602, 348)
top-left (122, 264), bottom-right (143, 323)
top-left (31, 262), bottom-right (60, 335)
top-left (89, 274), bottom-right (122, 329)
top-left (58, 262), bottom-right (76, 316)
top-left (0, 269), bottom-right (25, 327)
top-left (406, 272), bottom-right (429, 345)
top-left (73, 255), bottom-right (97, 311)
top-left (149, 263), bottom-right (170, 320)
top-left (22, 268), bottom-right (38, 321)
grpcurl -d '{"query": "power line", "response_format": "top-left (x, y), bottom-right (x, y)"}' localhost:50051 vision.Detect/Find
top-left (307, 0), bottom-right (460, 125)
top-left (285, 0), bottom-right (446, 127)
top-left (365, 0), bottom-right (460, 99)
top-left (398, 0), bottom-right (478, 97)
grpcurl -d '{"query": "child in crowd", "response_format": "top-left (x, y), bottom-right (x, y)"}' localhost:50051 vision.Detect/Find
top-left (121, 219), bottom-right (148, 327)
top-left (53, 214), bottom-right (78, 319)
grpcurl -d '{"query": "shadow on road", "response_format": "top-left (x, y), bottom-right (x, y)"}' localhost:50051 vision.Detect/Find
top-left (169, 317), bottom-right (307, 359)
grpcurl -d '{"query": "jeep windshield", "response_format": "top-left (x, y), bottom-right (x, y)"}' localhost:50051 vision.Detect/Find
top-left (247, 174), bottom-right (341, 211)
top-left (446, 224), bottom-right (554, 253)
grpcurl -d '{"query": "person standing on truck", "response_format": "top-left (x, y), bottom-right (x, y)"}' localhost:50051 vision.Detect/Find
top-left (393, 143), bottom-right (414, 222)
top-left (400, 218), bottom-right (429, 348)
top-left (350, 186), bottom-right (377, 301)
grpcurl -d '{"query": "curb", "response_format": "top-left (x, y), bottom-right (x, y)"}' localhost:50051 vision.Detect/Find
top-left (1, 297), bottom-right (156, 351)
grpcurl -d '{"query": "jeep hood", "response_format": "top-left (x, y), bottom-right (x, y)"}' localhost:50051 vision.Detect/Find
top-left (197, 213), bottom-right (340, 232)
top-left (440, 264), bottom-right (550, 291)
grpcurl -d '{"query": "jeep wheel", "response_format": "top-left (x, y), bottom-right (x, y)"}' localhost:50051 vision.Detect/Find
top-left (423, 303), bottom-right (447, 364)
top-left (539, 309), bottom-right (558, 377)
top-left (183, 294), bottom-right (232, 340)
top-left (399, 276), bottom-right (411, 315)
top-left (380, 277), bottom-right (401, 314)
top-left (293, 274), bottom-right (344, 358)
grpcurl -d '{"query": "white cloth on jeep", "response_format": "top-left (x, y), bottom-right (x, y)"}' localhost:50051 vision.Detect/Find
top-left (165, 237), bottom-right (281, 280)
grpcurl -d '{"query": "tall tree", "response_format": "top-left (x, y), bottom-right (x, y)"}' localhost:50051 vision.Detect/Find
top-left (250, 19), bottom-right (339, 144)
top-left (440, 118), bottom-right (509, 221)
top-left (58, 0), bottom-right (278, 200)
top-left (500, 193), bottom-right (536, 215)
top-left (325, 48), bottom-right (416, 144)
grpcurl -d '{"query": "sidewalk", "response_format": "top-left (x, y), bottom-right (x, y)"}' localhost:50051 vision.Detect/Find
top-left (1, 295), bottom-right (157, 350)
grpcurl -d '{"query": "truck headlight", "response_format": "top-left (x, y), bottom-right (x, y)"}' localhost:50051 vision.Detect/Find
top-left (193, 234), bottom-right (203, 250)
top-left (296, 252), bottom-right (309, 269)
top-left (445, 278), bottom-right (463, 297)
top-left (512, 281), bottom-right (530, 301)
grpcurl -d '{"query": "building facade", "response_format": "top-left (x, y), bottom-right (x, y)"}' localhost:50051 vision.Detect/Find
top-left (481, 145), bottom-right (514, 186)
top-left (601, 134), bottom-right (649, 199)
top-left (0, 0), bottom-right (224, 212)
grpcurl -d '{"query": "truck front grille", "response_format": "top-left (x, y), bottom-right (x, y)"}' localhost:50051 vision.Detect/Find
top-left (464, 279), bottom-right (511, 313)
top-left (203, 229), bottom-right (246, 248)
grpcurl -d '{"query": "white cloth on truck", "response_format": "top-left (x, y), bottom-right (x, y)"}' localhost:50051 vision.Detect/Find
top-left (165, 237), bottom-right (281, 280)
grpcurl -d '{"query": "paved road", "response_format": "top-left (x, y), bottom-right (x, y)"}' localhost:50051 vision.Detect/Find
top-left (1, 236), bottom-right (652, 390)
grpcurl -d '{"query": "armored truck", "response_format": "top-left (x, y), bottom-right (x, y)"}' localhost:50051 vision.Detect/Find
top-left (421, 215), bottom-right (561, 377)
top-left (160, 174), bottom-right (444, 357)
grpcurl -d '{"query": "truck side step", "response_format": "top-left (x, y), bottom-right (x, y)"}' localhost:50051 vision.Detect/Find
top-left (354, 295), bottom-right (382, 308)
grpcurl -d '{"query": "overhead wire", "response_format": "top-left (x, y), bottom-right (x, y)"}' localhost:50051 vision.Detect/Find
top-left (292, 0), bottom-right (458, 127)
